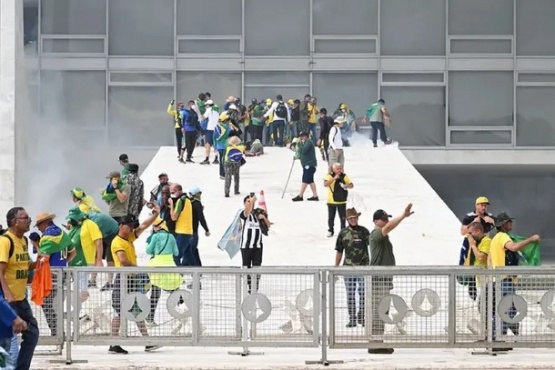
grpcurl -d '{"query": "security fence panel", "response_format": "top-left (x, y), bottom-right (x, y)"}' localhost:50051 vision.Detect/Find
top-left (31, 267), bottom-right (65, 351)
top-left (329, 267), bottom-right (453, 349)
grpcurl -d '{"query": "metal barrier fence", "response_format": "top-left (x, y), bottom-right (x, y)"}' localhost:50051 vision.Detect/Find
top-left (23, 266), bottom-right (555, 365)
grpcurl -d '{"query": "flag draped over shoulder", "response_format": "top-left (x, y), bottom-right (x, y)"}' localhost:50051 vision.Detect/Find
top-left (217, 210), bottom-right (243, 259)
top-left (40, 224), bottom-right (72, 255)
top-left (365, 103), bottom-right (380, 119)
top-left (510, 233), bottom-right (541, 266)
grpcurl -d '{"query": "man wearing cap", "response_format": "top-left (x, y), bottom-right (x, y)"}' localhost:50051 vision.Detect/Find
top-left (364, 99), bottom-right (392, 147)
top-left (292, 131), bottom-right (319, 202)
top-left (334, 208), bottom-right (371, 328)
top-left (189, 187), bottom-right (210, 267)
top-left (118, 154), bottom-right (130, 180)
top-left (264, 95), bottom-right (291, 147)
top-left (71, 187), bottom-right (101, 213)
top-left (126, 164), bottom-right (145, 219)
top-left (181, 100), bottom-right (200, 163)
top-left (328, 116), bottom-right (345, 173)
top-left (167, 99), bottom-right (185, 157)
top-left (102, 171), bottom-right (130, 224)
top-left (169, 183), bottom-right (195, 266)
top-left (201, 100), bottom-right (219, 165)
top-left (66, 207), bottom-right (105, 290)
top-left (32, 212), bottom-right (79, 337)
top-left (368, 204), bottom-right (414, 355)
top-left (150, 173), bottom-right (170, 205)
top-left (108, 207), bottom-right (161, 355)
top-left (248, 99), bottom-right (265, 143)
top-left (460, 196), bottom-right (495, 236)
top-left (0, 207), bottom-right (38, 370)
top-left (323, 163), bottom-right (353, 237)
top-left (489, 212), bottom-right (539, 340)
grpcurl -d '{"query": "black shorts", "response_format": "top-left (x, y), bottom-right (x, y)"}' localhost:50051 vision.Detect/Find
top-left (302, 165), bottom-right (316, 184)
top-left (102, 232), bottom-right (117, 263)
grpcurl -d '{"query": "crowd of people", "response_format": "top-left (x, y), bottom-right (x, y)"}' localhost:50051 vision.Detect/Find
top-left (0, 89), bottom-right (542, 368)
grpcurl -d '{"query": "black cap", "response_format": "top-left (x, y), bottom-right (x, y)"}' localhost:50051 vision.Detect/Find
top-left (373, 209), bottom-right (392, 221)
top-left (299, 131), bottom-right (309, 137)
top-left (128, 163), bottom-right (139, 173)
top-left (119, 153), bottom-right (129, 162)
top-left (118, 214), bottom-right (137, 226)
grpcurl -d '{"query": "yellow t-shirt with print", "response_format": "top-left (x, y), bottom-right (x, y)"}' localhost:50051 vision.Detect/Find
top-left (308, 103), bottom-right (319, 124)
top-left (489, 231), bottom-right (512, 269)
top-left (325, 173), bottom-right (352, 205)
top-left (0, 231), bottom-right (31, 301)
top-left (473, 235), bottom-right (491, 287)
top-left (111, 233), bottom-right (137, 268)
top-left (80, 219), bottom-right (103, 265)
top-left (174, 197), bottom-right (193, 235)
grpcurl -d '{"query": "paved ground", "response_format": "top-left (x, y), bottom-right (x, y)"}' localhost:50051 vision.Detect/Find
top-left (31, 346), bottom-right (555, 369)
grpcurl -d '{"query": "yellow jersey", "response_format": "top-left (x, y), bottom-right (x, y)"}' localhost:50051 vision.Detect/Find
top-left (79, 219), bottom-right (103, 265)
top-left (111, 233), bottom-right (137, 268)
top-left (0, 231), bottom-right (31, 301)
top-left (174, 196), bottom-right (193, 235)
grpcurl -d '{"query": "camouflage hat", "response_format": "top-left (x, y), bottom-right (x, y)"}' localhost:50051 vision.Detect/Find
top-left (346, 208), bottom-right (361, 218)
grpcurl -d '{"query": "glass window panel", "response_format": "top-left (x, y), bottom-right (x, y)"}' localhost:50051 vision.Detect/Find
top-left (108, 86), bottom-right (174, 146)
top-left (177, 72), bottom-right (241, 105)
top-left (178, 39), bottom-right (241, 54)
top-left (449, 72), bottom-right (513, 126)
top-left (42, 39), bottom-right (104, 54)
top-left (41, 0), bottom-right (106, 35)
top-left (177, 0), bottom-right (242, 36)
top-left (23, 2), bottom-right (39, 54)
top-left (450, 130), bottom-right (512, 145)
top-left (110, 72), bottom-right (172, 84)
top-left (449, 0), bottom-right (513, 35)
top-left (313, 0), bottom-right (378, 35)
top-left (381, 86), bottom-right (446, 146)
top-left (382, 73), bottom-right (444, 83)
top-left (517, 0), bottom-right (555, 56)
top-left (516, 87), bottom-right (555, 146)
top-left (245, 72), bottom-right (309, 86)
top-left (450, 39), bottom-right (512, 54)
top-left (40, 71), bottom-right (106, 128)
top-left (518, 73), bottom-right (555, 83)
top-left (244, 87), bottom-right (310, 105)
top-left (314, 39), bottom-right (376, 54)
top-left (245, 0), bottom-right (309, 56)
top-left (108, 0), bottom-right (174, 56)
top-left (312, 73), bottom-right (377, 119)
top-left (381, 0), bottom-right (445, 56)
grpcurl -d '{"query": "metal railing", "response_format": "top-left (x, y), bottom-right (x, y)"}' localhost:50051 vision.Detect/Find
top-left (25, 266), bottom-right (555, 365)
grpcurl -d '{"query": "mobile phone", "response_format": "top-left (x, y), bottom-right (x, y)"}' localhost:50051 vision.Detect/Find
top-left (250, 192), bottom-right (255, 197)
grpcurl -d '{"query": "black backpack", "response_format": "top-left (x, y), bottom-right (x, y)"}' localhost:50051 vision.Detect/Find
top-left (275, 102), bottom-right (288, 119)
top-left (1, 233), bottom-right (29, 260)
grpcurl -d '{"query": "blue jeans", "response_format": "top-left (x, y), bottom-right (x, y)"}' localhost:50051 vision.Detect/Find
top-left (0, 338), bottom-right (14, 369)
top-left (308, 124), bottom-right (317, 143)
top-left (175, 234), bottom-right (194, 266)
top-left (273, 120), bottom-right (286, 147)
top-left (264, 122), bottom-right (274, 145)
top-left (10, 300), bottom-right (38, 370)
top-left (189, 234), bottom-right (202, 267)
top-left (370, 121), bottom-right (387, 145)
top-left (344, 276), bottom-right (365, 321)
top-left (481, 279), bottom-right (518, 339)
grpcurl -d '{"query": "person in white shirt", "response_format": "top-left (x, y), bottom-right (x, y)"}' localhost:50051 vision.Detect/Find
top-left (328, 116), bottom-right (345, 172)
top-left (264, 94), bottom-right (291, 147)
top-left (201, 100), bottom-right (219, 165)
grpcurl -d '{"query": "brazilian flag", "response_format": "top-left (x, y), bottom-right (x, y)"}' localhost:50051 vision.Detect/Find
top-left (40, 225), bottom-right (72, 255)
top-left (510, 233), bottom-right (541, 266)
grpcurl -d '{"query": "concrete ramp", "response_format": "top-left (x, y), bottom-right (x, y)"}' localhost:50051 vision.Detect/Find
top-left (137, 139), bottom-right (460, 266)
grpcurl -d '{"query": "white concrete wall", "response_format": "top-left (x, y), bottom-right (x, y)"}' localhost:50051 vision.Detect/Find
top-left (0, 0), bottom-right (17, 218)
top-left (0, 0), bottom-right (26, 219)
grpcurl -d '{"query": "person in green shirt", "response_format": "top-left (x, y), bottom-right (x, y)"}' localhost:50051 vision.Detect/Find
top-left (292, 131), bottom-right (318, 202)
top-left (118, 154), bottom-right (130, 180)
top-left (65, 209), bottom-right (95, 302)
top-left (248, 99), bottom-right (265, 142)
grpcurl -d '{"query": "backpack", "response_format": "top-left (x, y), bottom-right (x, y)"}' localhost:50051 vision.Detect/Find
top-left (275, 102), bottom-right (287, 119)
top-left (0, 234), bottom-right (29, 261)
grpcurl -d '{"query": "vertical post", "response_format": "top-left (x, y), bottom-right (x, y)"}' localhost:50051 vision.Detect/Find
top-left (121, 271), bottom-right (128, 337)
top-left (447, 272), bottom-right (456, 345)
top-left (191, 270), bottom-right (200, 344)
top-left (235, 273), bottom-right (242, 339)
top-left (320, 270), bottom-right (328, 365)
top-left (487, 275), bottom-right (494, 345)
top-left (65, 270), bottom-right (73, 365)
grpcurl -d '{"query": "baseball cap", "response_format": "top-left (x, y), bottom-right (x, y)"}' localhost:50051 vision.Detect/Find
top-left (475, 196), bottom-right (490, 205)
top-left (106, 171), bottom-right (121, 179)
top-left (206, 99), bottom-right (214, 105)
top-left (118, 153), bottom-right (128, 162)
top-left (118, 214), bottom-right (137, 226)
top-left (334, 116), bottom-right (346, 124)
top-left (373, 209), bottom-right (392, 221)
top-left (189, 186), bottom-right (202, 195)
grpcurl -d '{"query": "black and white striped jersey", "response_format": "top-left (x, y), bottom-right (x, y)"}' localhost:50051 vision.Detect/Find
top-left (239, 211), bottom-right (263, 249)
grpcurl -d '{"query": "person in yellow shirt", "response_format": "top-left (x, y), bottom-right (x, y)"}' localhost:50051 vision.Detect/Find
top-left (307, 97), bottom-right (319, 141)
top-left (108, 205), bottom-right (160, 355)
top-left (167, 99), bottom-right (184, 157)
top-left (0, 207), bottom-right (39, 369)
top-left (71, 187), bottom-right (101, 213)
top-left (323, 163), bottom-right (354, 237)
top-left (169, 183), bottom-right (194, 266)
top-left (489, 212), bottom-right (540, 340)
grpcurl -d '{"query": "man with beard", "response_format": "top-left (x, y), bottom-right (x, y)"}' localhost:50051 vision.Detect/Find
top-left (150, 173), bottom-right (170, 205)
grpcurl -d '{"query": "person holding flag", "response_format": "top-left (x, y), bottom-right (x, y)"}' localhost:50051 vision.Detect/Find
top-left (363, 99), bottom-right (392, 147)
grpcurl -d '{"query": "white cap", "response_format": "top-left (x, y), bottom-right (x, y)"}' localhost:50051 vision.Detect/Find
top-left (206, 99), bottom-right (214, 105)
top-left (228, 103), bottom-right (238, 110)
top-left (334, 116), bottom-right (346, 124)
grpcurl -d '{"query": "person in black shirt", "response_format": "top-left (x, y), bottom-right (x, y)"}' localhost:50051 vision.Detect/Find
top-left (288, 99), bottom-right (301, 142)
top-left (460, 196), bottom-right (495, 236)
top-left (317, 108), bottom-right (334, 162)
top-left (188, 187), bottom-right (210, 267)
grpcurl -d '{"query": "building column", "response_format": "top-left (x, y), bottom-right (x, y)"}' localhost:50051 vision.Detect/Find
top-left (0, 0), bottom-right (25, 215)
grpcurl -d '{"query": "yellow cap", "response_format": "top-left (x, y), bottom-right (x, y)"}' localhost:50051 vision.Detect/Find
top-left (265, 98), bottom-right (272, 105)
top-left (153, 217), bottom-right (168, 232)
top-left (475, 196), bottom-right (490, 205)
top-left (218, 112), bottom-right (230, 122)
